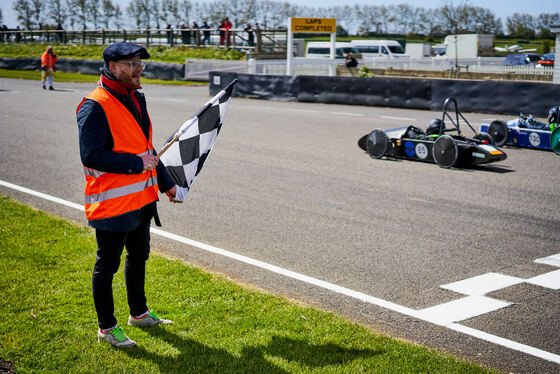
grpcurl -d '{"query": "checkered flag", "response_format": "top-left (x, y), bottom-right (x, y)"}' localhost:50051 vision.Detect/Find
top-left (159, 79), bottom-right (237, 201)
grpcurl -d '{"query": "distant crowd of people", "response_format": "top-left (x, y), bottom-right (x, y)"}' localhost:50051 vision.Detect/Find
top-left (166, 17), bottom-right (262, 47)
top-left (1, 20), bottom-right (262, 47)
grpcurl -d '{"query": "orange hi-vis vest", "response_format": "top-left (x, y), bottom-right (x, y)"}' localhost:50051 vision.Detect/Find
top-left (78, 87), bottom-right (158, 221)
top-left (41, 50), bottom-right (57, 69)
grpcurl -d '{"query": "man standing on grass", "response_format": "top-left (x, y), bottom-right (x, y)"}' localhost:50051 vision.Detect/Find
top-left (76, 42), bottom-right (181, 348)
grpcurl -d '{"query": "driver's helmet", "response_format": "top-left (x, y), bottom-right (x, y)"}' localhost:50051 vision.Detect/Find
top-left (426, 118), bottom-right (444, 135)
top-left (548, 106), bottom-right (560, 124)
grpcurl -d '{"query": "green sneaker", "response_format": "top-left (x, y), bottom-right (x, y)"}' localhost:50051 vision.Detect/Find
top-left (128, 310), bottom-right (173, 327)
top-left (97, 326), bottom-right (137, 348)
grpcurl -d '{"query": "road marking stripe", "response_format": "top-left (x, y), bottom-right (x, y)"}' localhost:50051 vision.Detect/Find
top-left (1, 178), bottom-right (560, 365)
top-left (288, 109), bottom-right (318, 113)
top-left (526, 270), bottom-right (560, 290)
top-left (416, 296), bottom-right (510, 326)
top-left (0, 180), bottom-right (84, 210)
top-left (441, 273), bottom-right (525, 296)
top-left (449, 324), bottom-right (560, 364)
top-left (535, 253), bottom-right (560, 267)
top-left (330, 112), bottom-right (364, 117)
top-left (381, 115), bottom-right (415, 121)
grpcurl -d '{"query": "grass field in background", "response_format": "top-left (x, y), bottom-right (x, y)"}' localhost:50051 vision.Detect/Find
top-left (0, 43), bottom-right (245, 62)
top-left (0, 195), bottom-right (500, 374)
top-left (0, 69), bottom-right (206, 86)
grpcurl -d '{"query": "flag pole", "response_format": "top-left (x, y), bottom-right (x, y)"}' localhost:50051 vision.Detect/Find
top-left (157, 79), bottom-right (237, 158)
top-left (157, 134), bottom-right (179, 158)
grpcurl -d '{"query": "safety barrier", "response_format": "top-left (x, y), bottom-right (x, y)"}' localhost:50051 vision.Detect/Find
top-left (0, 57), bottom-right (185, 80)
top-left (210, 72), bottom-right (559, 116)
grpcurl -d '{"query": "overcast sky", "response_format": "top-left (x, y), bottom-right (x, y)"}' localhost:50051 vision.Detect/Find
top-left (1, 0), bottom-right (558, 28)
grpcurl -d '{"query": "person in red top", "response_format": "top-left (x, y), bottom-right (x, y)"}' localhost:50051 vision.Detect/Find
top-left (224, 17), bottom-right (232, 46)
top-left (76, 42), bottom-right (181, 348)
top-left (41, 46), bottom-right (58, 90)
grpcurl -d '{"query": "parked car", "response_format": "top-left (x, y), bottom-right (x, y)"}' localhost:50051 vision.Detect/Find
top-left (349, 40), bottom-right (409, 60)
top-left (305, 42), bottom-right (359, 59)
top-left (502, 53), bottom-right (540, 66)
top-left (537, 53), bottom-right (555, 67)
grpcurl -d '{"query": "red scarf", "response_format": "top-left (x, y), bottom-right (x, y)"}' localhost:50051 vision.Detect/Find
top-left (100, 74), bottom-right (142, 122)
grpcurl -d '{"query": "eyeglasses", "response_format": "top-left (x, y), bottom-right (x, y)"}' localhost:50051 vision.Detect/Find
top-left (118, 61), bottom-right (145, 69)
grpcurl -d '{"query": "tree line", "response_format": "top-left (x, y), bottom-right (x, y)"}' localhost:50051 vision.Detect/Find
top-left (9, 0), bottom-right (560, 39)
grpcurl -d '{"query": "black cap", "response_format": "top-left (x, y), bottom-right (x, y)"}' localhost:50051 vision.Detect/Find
top-left (103, 42), bottom-right (150, 66)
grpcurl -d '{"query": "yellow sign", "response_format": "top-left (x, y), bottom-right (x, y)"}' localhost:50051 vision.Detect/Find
top-left (291, 18), bottom-right (336, 33)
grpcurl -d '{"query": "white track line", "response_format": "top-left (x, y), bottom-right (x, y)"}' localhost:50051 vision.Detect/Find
top-left (381, 115), bottom-right (415, 121)
top-left (330, 112), bottom-right (364, 117)
top-left (1, 178), bottom-right (559, 366)
top-left (288, 109), bottom-right (318, 113)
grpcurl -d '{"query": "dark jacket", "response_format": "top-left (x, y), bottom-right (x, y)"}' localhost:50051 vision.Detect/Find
top-left (77, 68), bottom-right (175, 232)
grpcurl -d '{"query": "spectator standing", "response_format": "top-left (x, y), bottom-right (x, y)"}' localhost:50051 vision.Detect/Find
top-left (180, 23), bottom-right (191, 44)
top-left (76, 42), bottom-right (181, 348)
top-left (166, 24), bottom-right (172, 44)
top-left (41, 46), bottom-right (58, 90)
top-left (219, 18), bottom-right (226, 46)
top-left (224, 17), bottom-right (232, 46)
top-left (1, 25), bottom-right (7, 42)
top-left (244, 22), bottom-right (254, 46)
top-left (56, 22), bottom-right (64, 43)
top-left (345, 52), bottom-right (358, 68)
top-left (191, 21), bottom-right (199, 44)
top-left (200, 21), bottom-right (211, 45)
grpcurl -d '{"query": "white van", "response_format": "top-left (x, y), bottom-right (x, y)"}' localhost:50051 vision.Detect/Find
top-left (305, 42), bottom-right (360, 59)
top-left (350, 40), bottom-right (409, 59)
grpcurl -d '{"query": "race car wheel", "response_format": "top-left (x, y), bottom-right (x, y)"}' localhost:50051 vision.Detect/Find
top-left (551, 127), bottom-right (560, 155)
top-left (474, 131), bottom-right (494, 145)
top-left (433, 135), bottom-right (458, 168)
top-left (365, 129), bottom-right (388, 159)
top-left (488, 120), bottom-right (508, 147)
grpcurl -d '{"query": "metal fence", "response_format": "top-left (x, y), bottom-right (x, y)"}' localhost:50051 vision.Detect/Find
top-left (0, 28), bottom-right (287, 52)
top-left (185, 57), bottom-right (554, 80)
top-left (360, 57), bottom-right (554, 76)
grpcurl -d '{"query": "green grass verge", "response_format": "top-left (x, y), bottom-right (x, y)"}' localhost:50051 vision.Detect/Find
top-left (0, 43), bottom-right (245, 62)
top-left (0, 196), bottom-right (499, 374)
top-left (0, 69), bottom-right (206, 86)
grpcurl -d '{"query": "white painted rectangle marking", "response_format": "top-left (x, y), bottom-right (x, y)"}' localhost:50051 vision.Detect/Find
top-left (416, 296), bottom-right (510, 326)
top-left (535, 253), bottom-right (560, 268)
top-left (441, 272), bottom-right (524, 296)
top-left (526, 270), bottom-right (560, 290)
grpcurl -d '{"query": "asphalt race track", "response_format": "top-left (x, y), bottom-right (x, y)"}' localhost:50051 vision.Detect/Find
top-left (1, 78), bottom-right (559, 373)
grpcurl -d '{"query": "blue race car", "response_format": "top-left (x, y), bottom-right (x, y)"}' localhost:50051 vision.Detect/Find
top-left (480, 106), bottom-right (560, 155)
top-left (359, 97), bottom-right (507, 168)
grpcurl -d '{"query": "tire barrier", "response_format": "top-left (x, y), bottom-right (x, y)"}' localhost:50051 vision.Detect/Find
top-left (0, 57), bottom-right (40, 70)
top-left (430, 79), bottom-right (559, 115)
top-left (0, 57), bottom-right (185, 81)
top-left (210, 72), bottom-right (559, 117)
top-left (142, 61), bottom-right (185, 81)
top-left (297, 75), bottom-right (431, 110)
top-left (210, 71), bottom-right (298, 101)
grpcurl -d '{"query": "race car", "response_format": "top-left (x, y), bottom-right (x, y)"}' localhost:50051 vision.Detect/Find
top-left (480, 106), bottom-right (560, 155)
top-left (358, 97), bottom-right (507, 168)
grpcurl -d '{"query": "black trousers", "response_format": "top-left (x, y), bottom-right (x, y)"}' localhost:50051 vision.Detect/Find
top-left (92, 218), bottom-right (151, 330)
